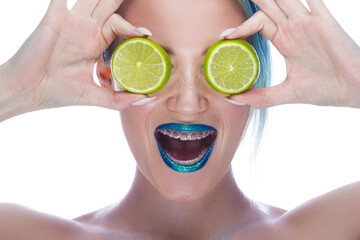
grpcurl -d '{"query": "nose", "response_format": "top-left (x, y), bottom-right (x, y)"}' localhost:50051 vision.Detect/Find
top-left (165, 62), bottom-right (209, 116)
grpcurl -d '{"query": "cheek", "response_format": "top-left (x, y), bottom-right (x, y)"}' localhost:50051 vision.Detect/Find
top-left (120, 107), bottom-right (152, 161)
top-left (222, 102), bottom-right (250, 130)
top-left (216, 105), bottom-right (250, 165)
top-left (121, 108), bottom-right (146, 138)
top-left (120, 106), bottom-right (164, 179)
top-left (228, 106), bottom-right (250, 138)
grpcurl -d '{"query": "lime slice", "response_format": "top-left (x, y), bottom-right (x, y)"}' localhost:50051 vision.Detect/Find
top-left (203, 39), bottom-right (260, 94)
top-left (111, 37), bottom-right (172, 94)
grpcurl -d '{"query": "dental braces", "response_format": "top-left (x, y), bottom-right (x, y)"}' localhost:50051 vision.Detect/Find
top-left (157, 129), bottom-right (216, 141)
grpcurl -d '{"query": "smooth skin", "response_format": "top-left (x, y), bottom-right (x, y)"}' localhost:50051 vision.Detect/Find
top-left (0, 0), bottom-right (360, 240)
top-left (0, 0), bottom-right (149, 122)
top-left (225, 0), bottom-right (360, 108)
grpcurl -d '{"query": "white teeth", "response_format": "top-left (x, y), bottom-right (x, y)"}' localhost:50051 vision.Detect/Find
top-left (180, 134), bottom-right (187, 140)
top-left (157, 129), bottom-right (215, 141)
top-left (172, 132), bottom-right (180, 139)
top-left (191, 134), bottom-right (197, 140)
top-left (164, 148), bottom-right (208, 166)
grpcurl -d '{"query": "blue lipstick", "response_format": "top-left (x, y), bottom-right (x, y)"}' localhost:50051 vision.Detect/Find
top-left (156, 123), bottom-right (217, 133)
top-left (155, 123), bottom-right (217, 173)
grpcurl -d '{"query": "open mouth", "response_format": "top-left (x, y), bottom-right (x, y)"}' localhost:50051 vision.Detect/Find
top-left (154, 123), bottom-right (217, 173)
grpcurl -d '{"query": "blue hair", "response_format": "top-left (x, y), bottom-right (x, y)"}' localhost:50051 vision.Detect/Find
top-left (236, 0), bottom-right (272, 154)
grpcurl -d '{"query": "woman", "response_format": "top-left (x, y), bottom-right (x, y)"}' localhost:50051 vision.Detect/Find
top-left (0, 0), bottom-right (359, 239)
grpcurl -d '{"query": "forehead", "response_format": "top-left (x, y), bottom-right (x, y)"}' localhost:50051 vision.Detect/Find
top-left (116, 0), bottom-right (247, 54)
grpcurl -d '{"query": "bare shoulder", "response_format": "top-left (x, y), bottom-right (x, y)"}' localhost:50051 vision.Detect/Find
top-left (276, 181), bottom-right (360, 240)
top-left (0, 203), bottom-right (87, 240)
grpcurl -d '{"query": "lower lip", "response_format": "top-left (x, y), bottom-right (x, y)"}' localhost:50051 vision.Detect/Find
top-left (156, 142), bottom-right (214, 173)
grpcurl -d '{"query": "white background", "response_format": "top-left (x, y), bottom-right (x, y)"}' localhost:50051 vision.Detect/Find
top-left (0, 0), bottom-right (359, 219)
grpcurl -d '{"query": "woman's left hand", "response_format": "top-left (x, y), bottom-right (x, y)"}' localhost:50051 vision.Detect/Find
top-left (224, 0), bottom-right (360, 109)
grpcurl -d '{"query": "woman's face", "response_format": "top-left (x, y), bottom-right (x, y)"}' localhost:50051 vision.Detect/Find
top-left (117, 0), bottom-right (249, 201)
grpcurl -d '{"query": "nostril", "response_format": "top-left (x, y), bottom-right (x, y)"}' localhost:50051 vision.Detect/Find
top-left (166, 90), bottom-right (209, 115)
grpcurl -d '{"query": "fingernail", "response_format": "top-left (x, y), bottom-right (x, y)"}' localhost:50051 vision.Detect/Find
top-left (136, 27), bottom-right (152, 36)
top-left (131, 97), bottom-right (156, 106)
top-left (219, 28), bottom-right (236, 38)
top-left (114, 81), bottom-right (123, 92)
top-left (225, 98), bottom-right (247, 106)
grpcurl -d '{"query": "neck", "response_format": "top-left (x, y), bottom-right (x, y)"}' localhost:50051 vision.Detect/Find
top-left (106, 166), bottom-right (260, 239)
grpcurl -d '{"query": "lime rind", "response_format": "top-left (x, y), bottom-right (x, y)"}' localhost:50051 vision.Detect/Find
top-left (203, 39), bottom-right (260, 95)
top-left (111, 37), bottom-right (171, 94)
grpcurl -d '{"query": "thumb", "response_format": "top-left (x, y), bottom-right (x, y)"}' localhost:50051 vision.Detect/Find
top-left (48, 0), bottom-right (67, 12)
top-left (227, 81), bottom-right (298, 109)
top-left (79, 84), bottom-right (148, 111)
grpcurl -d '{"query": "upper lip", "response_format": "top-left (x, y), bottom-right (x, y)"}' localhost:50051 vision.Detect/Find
top-left (155, 123), bottom-right (217, 133)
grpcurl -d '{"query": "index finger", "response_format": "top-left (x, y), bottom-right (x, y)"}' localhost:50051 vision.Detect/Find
top-left (224, 11), bottom-right (278, 42)
top-left (92, 0), bottom-right (125, 23)
top-left (72, 0), bottom-right (100, 16)
top-left (101, 13), bottom-right (151, 47)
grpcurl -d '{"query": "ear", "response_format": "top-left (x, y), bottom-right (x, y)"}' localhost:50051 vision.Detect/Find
top-left (96, 55), bottom-right (112, 89)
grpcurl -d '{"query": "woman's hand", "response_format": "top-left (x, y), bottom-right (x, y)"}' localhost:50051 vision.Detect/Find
top-left (0, 0), bottom-right (149, 121)
top-left (225, 0), bottom-right (360, 109)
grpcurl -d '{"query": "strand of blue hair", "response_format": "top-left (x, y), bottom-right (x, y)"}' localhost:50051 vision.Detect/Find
top-left (235, 0), bottom-right (272, 157)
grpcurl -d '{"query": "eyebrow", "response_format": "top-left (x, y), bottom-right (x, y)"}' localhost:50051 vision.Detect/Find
top-left (159, 43), bottom-right (210, 56)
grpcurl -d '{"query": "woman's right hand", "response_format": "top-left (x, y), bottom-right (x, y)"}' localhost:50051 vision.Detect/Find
top-left (0, 0), bottom-right (149, 121)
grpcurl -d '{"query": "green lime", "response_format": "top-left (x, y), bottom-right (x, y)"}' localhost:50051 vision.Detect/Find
top-left (111, 37), bottom-right (172, 94)
top-left (203, 39), bottom-right (260, 94)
